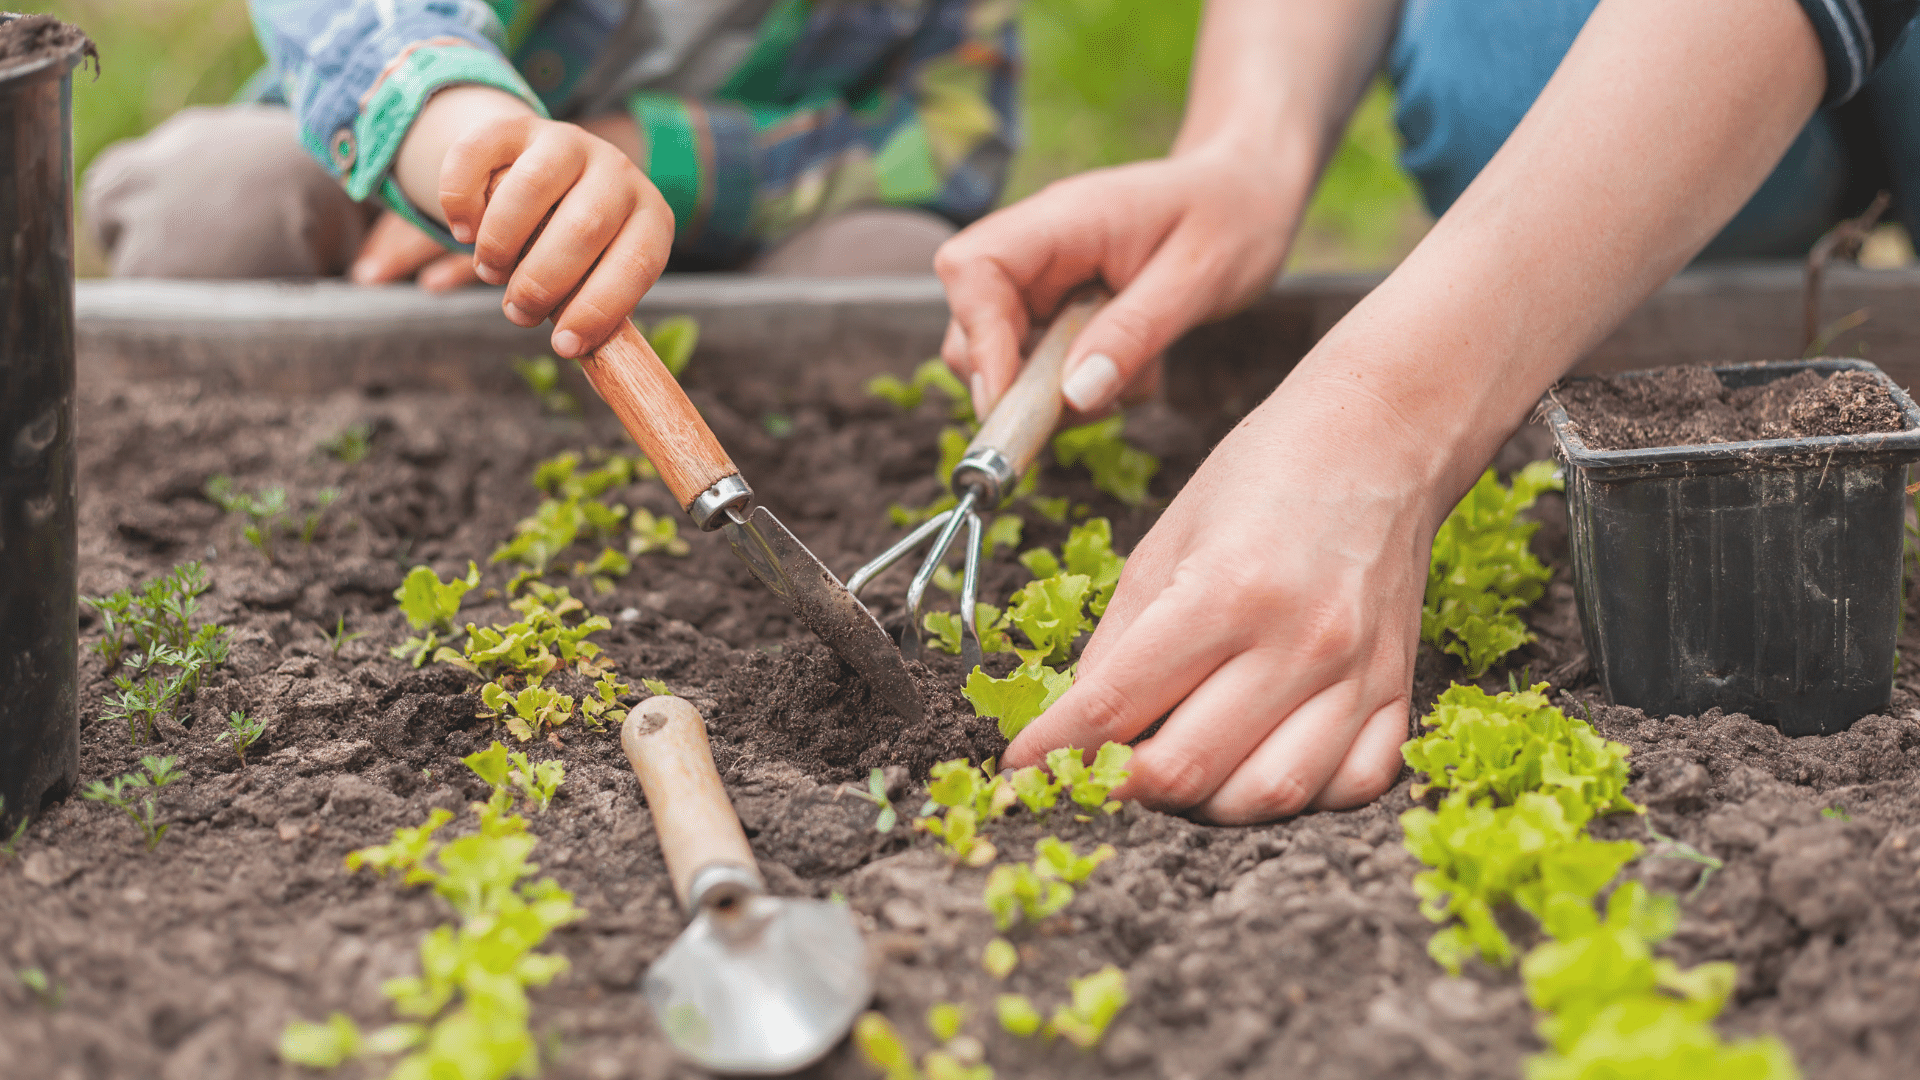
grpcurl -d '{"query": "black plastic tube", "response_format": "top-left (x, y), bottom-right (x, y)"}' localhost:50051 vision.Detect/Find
top-left (1543, 359), bottom-right (1920, 736)
top-left (0, 16), bottom-right (91, 832)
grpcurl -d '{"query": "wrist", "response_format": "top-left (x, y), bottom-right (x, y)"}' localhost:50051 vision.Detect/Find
top-left (394, 85), bottom-right (538, 224)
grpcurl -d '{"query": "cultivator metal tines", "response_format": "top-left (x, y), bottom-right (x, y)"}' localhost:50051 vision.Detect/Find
top-left (848, 289), bottom-right (1109, 677)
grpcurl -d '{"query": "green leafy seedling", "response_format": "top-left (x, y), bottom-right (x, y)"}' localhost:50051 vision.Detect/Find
top-left (205, 475), bottom-right (290, 562)
top-left (844, 768), bottom-right (898, 833)
top-left (1048, 966), bottom-right (1129, 1049)
top-left (216, 710), bottom-right (267, 773)
top-left (320, 421), bottom-right (374, 464)
top-left (1020, 518), bottom-right (1128, 617)
top-left (641, 677), bottom-right (673, 697)
top-left (983, 862), bottom-right (1073, 930)
top-left (926, 1002), bottom-right (965, 1044)
top-left (82, 756), bottom-right (180, 850)
top-left (1033, 836), bottom-right (1116, 884)
top-left (512, 356), bottom-right (580, 414)
top-left (16, 966), bottom-right (61, 1009)
top-left (996, 994), bottom-right (1043, 1038)
top-left (321, 613), bottom-right (366, 658)
top-left (982, 938), bottom-right (1019, 979)
top-left (1421, 462), bottom-right (1562, 676)
top-left (300, 487), bottom-right (342, 544)
top-left (1009, 766), bottom-right (1061, 814)
top-left (868, 357), bottom-right (975, 422)
top-left (1052, 416), bottom-right (1158, 507)
top-left (0, 796), bottom-right (29, 862)
top-left (479, 682), bottom-right (576, 742)
top-left (1644, 820), bottom-right (1726, 900)
top-left (281, 1012), bottom-right (361, 1068)
top-left (391, 562), bottom-right (480, 667)
top-left (964, 663), bottom-right (1072, 741)
top-left (645, 316), bottom-right (700, 379)
top-left (919, 805), bottom-right (996, 867)
top-left (1046, 743), bottom-right (1133, 813)
top-left (629, 508), bottom-right (690, 557)
top-left (853, 1012), bottom-right (919, 1080)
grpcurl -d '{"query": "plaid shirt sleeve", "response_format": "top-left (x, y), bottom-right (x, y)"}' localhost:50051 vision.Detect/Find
top-left (1795, 0), bottom-right (1918, 102)
top-left (630, 0), bottom-right (1020, 265)
top-left (247, 0), bottom-right (552, 243)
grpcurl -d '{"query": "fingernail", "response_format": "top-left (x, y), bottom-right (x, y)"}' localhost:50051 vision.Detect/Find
top-left (970, 372), bottom-right (991, 417)
top-left (553, 329), bottom-right (583, 358)
top-left (503, 301), bottom-right (534, 327)
top-left (476, 262), bottom-right (505, 285)
top-left (450, 222), bottom-right (474, 245)
top-left (1062, 352), bottom-right (1120, 413)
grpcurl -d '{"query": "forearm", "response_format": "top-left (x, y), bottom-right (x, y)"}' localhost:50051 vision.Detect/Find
top-left (1275, 0), bottom-right (1825, 525)
top-left (1173, 0), bottom-right (1401, 177)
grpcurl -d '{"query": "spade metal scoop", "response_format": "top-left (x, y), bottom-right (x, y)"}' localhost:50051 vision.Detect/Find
top-left (622, 696), bottom-right (871, 1074)
top-left (574, 321), bottom-right (922, 723)
top-left (848, 288), bottom-right (1109, 674)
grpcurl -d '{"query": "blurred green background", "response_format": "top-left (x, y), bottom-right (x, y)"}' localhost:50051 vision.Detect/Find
top-left (21, 0), bottom-right (1428, 274)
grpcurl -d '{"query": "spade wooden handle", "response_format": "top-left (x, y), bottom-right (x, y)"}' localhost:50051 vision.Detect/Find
top-left (577, 323), bottom-right (738, 510)
top-left (621, 696), bottom-right (762, 910)
top-left (480, 170), bottom-right (737, 511)
top-left (966, 289), bottom-right (1109, 476)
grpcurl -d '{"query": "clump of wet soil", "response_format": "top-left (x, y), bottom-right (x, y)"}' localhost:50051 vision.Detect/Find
top-left (0, 14), bottom-right (96, 74)
top-left (1557, 365), bottom-right (1906, 450)
top-left (1, 371), bottom-right (1917, 1080)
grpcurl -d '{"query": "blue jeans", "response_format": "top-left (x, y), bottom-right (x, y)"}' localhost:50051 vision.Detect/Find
top-left (1388, 1), bottom-right (1920, 259)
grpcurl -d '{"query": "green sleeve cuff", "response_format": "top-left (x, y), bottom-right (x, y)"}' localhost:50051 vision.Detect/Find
top-left (630, 93), bottom-right (703, 233)
top-left (342, 43), bottom-right (549, 249)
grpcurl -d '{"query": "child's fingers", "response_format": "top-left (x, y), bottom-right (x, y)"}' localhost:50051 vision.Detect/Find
top-left (418, 252), bottom-right (480, 293)
top-left (550, 186), bottom-right (674, 358)
top-left (504, 157), bottom-right (638, 326)
top-left (438, 115), bottom-right (539, 243)
top-left (472, 136), bottom-right (589, 291)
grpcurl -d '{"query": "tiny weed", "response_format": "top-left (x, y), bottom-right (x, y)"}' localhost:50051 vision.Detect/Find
top-left (320, 421), bottom-right (374, 463)
top-left (216, 710), bottom-right (266, 772)
top-left (320, 613), bottom-right (366, 658)
top-left (82, 756), bottom-right (180, 850)
top-left (1822, 806), bottom-right (1853, 822)
top-left (16, 967), bottom-right (61, 1009)
top-left (0, 797), bottom-right (29, 862)
top-left (1644, 820), bottom-right (1726, 900)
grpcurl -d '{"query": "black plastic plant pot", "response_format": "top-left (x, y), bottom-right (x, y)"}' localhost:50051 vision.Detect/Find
top-left (1542, 359), bottom-right (1920, 737)
top-left (0, 14), bottom-right (91, 831)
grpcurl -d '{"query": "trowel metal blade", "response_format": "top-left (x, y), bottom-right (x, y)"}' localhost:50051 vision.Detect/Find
top-left (722, 506), bottom-right (923, 723)
top-left (643, 896), bottom-right (873, 1075)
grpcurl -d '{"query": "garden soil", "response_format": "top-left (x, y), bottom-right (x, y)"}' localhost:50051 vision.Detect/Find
top-left (3, 366), bottom-right (1919, 1080)
top-left (1555, 366), bottom-right (1906, 450)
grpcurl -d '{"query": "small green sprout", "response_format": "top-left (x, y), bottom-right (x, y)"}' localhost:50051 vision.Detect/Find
top-left (1048, 966), bottom-right (1129, 1049)
top-left (83, 561), bottom-right (221, 671)
top-left (0, 797), bottom-right (29, 862)
top-left (1052, 416), bottom-right (1158, 507)
top-left (1008, 767), bottom-right (1060, 814)
top-left (280, 1012), bottom-right (362, 1068)
top-left (1644, 821), bottom-right (1726, 900)
top-left (101, 635), bottom-right (224, 746)
top-left (1821, 806), bottom-right (1852, 821)
top-left (82, 756), bottom-right (180, 850)
top-left (844, 768), bottom-right (898, 833)
top-left (981, 938), bottom-right (1018, 979)
top-left (641, 677), bottom-right (673, 696)
top-left (918, 805), bottom-right (996, 867)
top-left (479, 682), bottom-right (576, 742)
top-left (982, 515), bottom-right (1023, 558)
top-left (1027, 495), bottom-right (1069, 523)
top-left (868, 357), bottom-right (974, 421)
top-left (512, 356), bottom-right (580, 414)
top-left (926, 1002), bottom-right (965, 1044)
top-left (391, 562), bottom-right (479, 666)
top-left (1033, 836), bottom-right (1116, 884)
top-left (299, 487), bottom-right (341, 545)
top-left (983, 862), bottom-right (1073, 930)
top-left (762, 413), bottom-right (795, 438)
top-left (320, 613), bottom-right (365, 658)
top-left (644, 316), bottom-right (700, 379)
top-left (922, 1052), bottom-right (992, 1080)
top-left (320, 421), bottom-right (374, 463)
top-left (629, 509), bottom-right (691, 558)
top-left (16, 967), bottom-right (61, 1009)
top-left (854, 1012), bottom-right (918, 1080)
top-left (463, 741), bottom-right (566, 813)
top-left (1045, 743), bottom-right (1133, 813)
top-left (996, 994), bottom-right (1042, 1037)
top-left (577, 674), bottom-right (631, 731)
top-left (964, 664), bottom-right (1072, 742)
top-left (924, 605), bottom-right (1014, 657)
top-left (205, 475), bottom-right (290, 561)
top-left (215, 710), bottom-right (267, 773)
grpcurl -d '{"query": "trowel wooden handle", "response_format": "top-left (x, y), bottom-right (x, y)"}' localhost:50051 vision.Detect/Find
top-left (622, 696), bottom-right (762, 910)
top-left (966, 289), bottom-right (1109, 475)
top-left (578, 323), bottom-right (739, 510)
top-left (480, 170), bottom-right (737, 511)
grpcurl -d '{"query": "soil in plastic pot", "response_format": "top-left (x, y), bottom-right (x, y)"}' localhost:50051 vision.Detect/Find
top-left (1554, 364), bottom-right (1905, 450)
top-left (1, 373), bottom-right (1918, 1079)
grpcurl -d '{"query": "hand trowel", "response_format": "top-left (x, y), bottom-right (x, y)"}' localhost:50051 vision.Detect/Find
top-left (621, 696), bottom-right (871, 1074)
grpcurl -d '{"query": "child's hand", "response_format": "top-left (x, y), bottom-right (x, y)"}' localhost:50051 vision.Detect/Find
top-left (349, 211), bottom-right (481, 292)
top-left (394, 86), bottom-right (674, 359)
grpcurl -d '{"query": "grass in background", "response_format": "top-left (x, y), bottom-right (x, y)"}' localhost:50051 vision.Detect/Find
top-left (26, 0), bottom-right (1425, 273)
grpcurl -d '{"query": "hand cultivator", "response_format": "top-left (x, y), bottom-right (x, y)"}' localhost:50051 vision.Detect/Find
top-left (848, 290), bottom-right (1107, 674)
top-left (622, 697), bottom-right (870, 1074)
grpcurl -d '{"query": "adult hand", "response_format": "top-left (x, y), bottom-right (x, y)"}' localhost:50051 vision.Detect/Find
top-left (934, 148), bottom-right (1305, 418)
top-left (998, 374), bottom-right (1443, 823)
top-left (348, 210), bottom-right (480, 291)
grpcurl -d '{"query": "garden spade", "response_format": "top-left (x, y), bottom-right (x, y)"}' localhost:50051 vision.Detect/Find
top-left (848, 288), bottom-right (1108, 674)
top-left (621, 697), bottom-right (871, 1074)
top-left (572, 320), bottom-right (923, 723)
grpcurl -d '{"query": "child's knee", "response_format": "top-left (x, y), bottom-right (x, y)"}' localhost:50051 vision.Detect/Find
top-left (83, 105), bottom-right (374, 278)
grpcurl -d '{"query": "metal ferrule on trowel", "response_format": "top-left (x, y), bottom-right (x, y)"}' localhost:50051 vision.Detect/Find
top-left (622, 697), bottom-right (871, 1075)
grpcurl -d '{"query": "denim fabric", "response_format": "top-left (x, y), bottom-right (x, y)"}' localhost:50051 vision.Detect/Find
top-left (1388, 0), bottom-right (1919, 259)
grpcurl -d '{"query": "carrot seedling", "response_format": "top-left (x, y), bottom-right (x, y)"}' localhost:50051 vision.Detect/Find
top-left (82, 756), bottom-right (180, 850)
top-left (205, 475), bottom-right (290, 561)
top-left (320, 421), bottom-right (373, 463)
top-left (216, 710), bottom-right (266, 773)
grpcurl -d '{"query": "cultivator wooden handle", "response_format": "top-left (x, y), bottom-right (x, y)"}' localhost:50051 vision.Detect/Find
top-left (621, 696), bottom-right (763, 910)
top-left (577, 322), bottom-right (739, 510)
top-left (966, 288), bottom-right (1109, 477)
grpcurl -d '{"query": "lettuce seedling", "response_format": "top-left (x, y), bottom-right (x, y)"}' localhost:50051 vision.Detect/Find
top-left (216, 710), bottom-right (266, 773)
top-left (982, 938), bottom-right (1018, 979)
top-left (82, 756), bottom-right (180, 850)
top-left (925, 605), bottom-right (1015, 657)
top-left (628, 508), bottom-right (690, 557)
top-left (963, 663), bottom-right (1072, 743)
top-left (641, 677), bottom-right (673, 696)
top-left (533, 450), bottom-right (653, 498)
top-left (577, 675), bottom-right (631, 731)
top-left (1422, 461), bottom-right (1561, 676)
top-left (918, 805), bottom-right (997, 867)
top-left (926, 1002), bottom-right (965, 1044)
top-left (1008, 766), bottom-right (1061, 814)
top-left (645, 316), bottom-right (700, 379)
top-left (997, 994), bottom-right (1043, 1037)
top-left (480, 683), bottom-right (576, 742)
top-left (983, 862), bottom-right (1074, 930)
top-left (493, 497), bottom-right (587, 572)
top-left (844, 767), bottom-right (899, 833)
top-left (1004, 574), bottom-right (1091, 667)
top-left (346, 808), bottom-right (455, 882)
top-left (868, 357), bottom-right (975, 422)
top-left (1402, 683), bottom-right (1638, 828)
top-left (1045, 743), bottom-right (1133, 813)
top-left (512, 356), bottom-right (579, 415)
top-left (1027, 495), bottom-right (1070, 524)
top-left (1019, 517), bottom-right (1127, 619)
top-left (392, 562), bottom-right (480, 667)
top-left (1047, 966), bottom-right (1129, 1050)
top-left (281, 1013), bottom-right (361, 1068)
top-left (464, 741), bottom-right (566, 812)
top-left (1033, 836), bottom-right (1116, 884)
top-left (854, 1012), bottom-right (919, 1080)
top-left (1052, 416), bottom-right (1159, 507)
